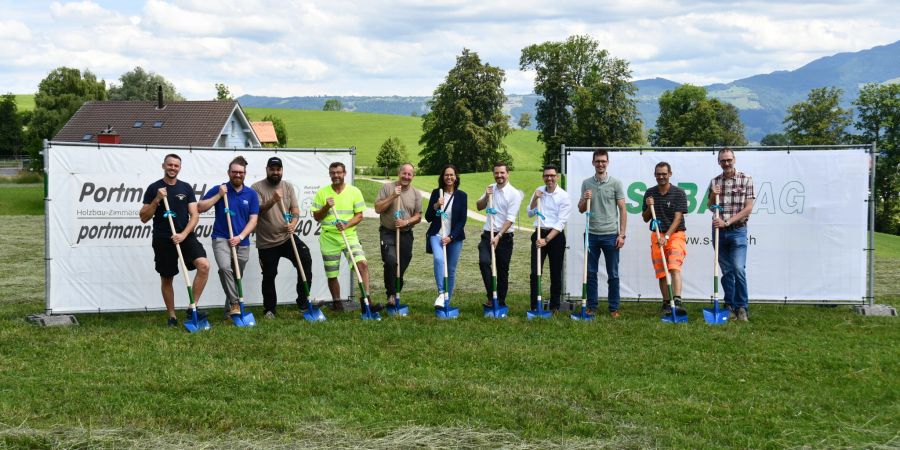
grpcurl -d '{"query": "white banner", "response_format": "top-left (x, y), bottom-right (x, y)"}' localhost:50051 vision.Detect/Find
top-left (564, 149), bottom-right (870, 303)
top-left (46, 142), bottom-right (355, 314)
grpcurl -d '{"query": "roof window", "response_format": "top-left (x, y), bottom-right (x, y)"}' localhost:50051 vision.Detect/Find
top-left (81, 133), bottom-right (93, 141)
top-left (153, 121), bottom-right (163, 128)
top-left (133, 121), bottom-right (143, 128)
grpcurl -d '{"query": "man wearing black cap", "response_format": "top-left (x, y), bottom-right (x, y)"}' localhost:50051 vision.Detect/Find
top-left (251, 156), bottom-right (314, 318)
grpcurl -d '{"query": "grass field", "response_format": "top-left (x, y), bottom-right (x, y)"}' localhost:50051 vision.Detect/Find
top-left (1, 186), bottom-right (899, 447)
top-left (244, 107), bottom-right (544, 172)
top-left (14, 94), bottom-right (34, 111)
top-left (0, 184), bottom-right (43, 215)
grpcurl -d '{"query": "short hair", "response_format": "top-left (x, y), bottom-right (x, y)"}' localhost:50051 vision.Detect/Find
top-left (230, 156), bottom-right (248, 169)
top-left (397, 163), bottom-right (415, 174)
top-left (542, 164), bottom-right (559, 173)
top-left (437, 164), bottom-right (460, 190)
top-left (718, 148), bottom-right (734, 158)
top-left (492, 161), bottom-right (509, 171)
top-left (655, 162), bottom-right (671, 173)
top-left (329, 162), bottom-right (346, 172)
top-left (163, 153), bottom-right (181, 162)
top-left (592, 150), bottom-right (608, 161)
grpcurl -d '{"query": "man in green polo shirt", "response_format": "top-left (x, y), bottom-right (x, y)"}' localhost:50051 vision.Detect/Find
top-left (312, 162), bottom-right (382, 312)
top-left (578, 149), bottom-right (627, 317)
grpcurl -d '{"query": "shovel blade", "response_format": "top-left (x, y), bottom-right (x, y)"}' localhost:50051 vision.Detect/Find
top-left (304, 307), bottom-right (327, 322)
top-left (570, 306), bottom-right (595, 321)
top-left (240, 311), bottom-right (256, 327)
top-left (662, 309), bottom-right (689, 324)
top-left (360, 311), bottom-right (382, 321)
top-left (230, 313), bottom-right (247, 327)
top-left (703, 308), bottom-right (729, 325)
top-left (386, 304), bottom-right (410, 317)
top-left (527, 310), bottom-right (552, 320)
top-left (435, 305), bottom-right (460, 319)
top-left (483, 305), bottom-right (508, 318)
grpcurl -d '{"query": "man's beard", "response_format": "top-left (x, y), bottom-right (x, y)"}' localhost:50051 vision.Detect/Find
top-left (267, 174), bottom-right (281, 185)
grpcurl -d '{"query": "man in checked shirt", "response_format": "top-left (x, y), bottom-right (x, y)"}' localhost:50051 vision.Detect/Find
top-left (707, 148), bottom-right (755, 322)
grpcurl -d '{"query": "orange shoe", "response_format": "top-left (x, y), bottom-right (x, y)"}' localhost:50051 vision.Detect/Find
top-left (610, 311), bottom-right (620, 318)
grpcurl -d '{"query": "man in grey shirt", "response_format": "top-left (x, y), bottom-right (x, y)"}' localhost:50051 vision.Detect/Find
top-left (373, 163), bottom-right (422, 306)
top-left (578, 149), bottom-right (627, 317)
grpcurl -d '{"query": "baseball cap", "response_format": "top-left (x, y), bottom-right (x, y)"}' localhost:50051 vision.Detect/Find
top-left (267, 156), bottom-right (283, 167)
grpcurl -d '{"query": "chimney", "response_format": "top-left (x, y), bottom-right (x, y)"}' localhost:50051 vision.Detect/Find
top-left (97, 125), bottom-right (121, 144)
top-left (156, 84), bottom-right (164, 109)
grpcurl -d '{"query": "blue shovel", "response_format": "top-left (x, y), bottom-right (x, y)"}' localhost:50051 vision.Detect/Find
top-left (571, 200), bottom-right (595, 321)
top-left (435, 207), bottom-right (459, 319)
top-left (483, 192), bottom-right (508, 319)
top-left (339, 226), bottom-right (380, 321)
top-left (386, 200), bottom-right (409, 317)
top-left (527, 197), bottom-right (551, 320)
top-left (703, 193), bottom-right (729, 325)
top-left (651, 204), bottom-right (687, 324)
top-left (162, 197), bottom-right (210, 333)
top-left (279, 198), bottom-right (325, 322)
top-left (222, 187), bottom-right (255, 327)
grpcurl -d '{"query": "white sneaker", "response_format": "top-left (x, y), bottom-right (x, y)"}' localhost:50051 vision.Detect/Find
top-left (434, 292), bottom-right (445, 307)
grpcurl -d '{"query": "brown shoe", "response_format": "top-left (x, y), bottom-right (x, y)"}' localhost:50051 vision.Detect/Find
top-left (229, 304), bottom-right (241, 316)
top-left (330, 300), bottom-right (345, 312)
top-left (610, 311), bottom-right (620, 318)
top-left (736, 307), bottom-right (749, 322)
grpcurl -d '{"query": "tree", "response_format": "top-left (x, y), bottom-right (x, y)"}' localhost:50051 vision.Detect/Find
top-left (323, 99), bottom-right (342, 111)
top-left (783, 87), bottom-right (851, 145)
top-left (260, 114), bottom-right (288, 148)
top-left (517, 112), bottom-right (531, 129)
top-left (520, 35), bottom-right (642, 166)
top-left (215, 83), bottom-right (233, 101)
top-left (760, 132), bottom-right (790, 146)
top-left (650, 84), bottom-right (747, 147)
top-left (855, 83), bottom-right (900, 234)
top-left (376, 137), bottom-right (409, 174)
top-left (0, 93), bottom-right (24, 158)
top-left (108, 66), bottom-right (184, 101)
top-left (25, 67), bottom-right (107, 167)
top-left (418, 49), bottom-right (512, 174)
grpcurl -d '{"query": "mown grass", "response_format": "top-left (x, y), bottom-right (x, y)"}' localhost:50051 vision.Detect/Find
top-left (1, 213), bottom-right (898, 448)
top-left (0, 184), bottom-right (43, 215)
top-left (14, 94), bottom-right (34, 112)
top-left (244, 108), bottom-right (544, 171)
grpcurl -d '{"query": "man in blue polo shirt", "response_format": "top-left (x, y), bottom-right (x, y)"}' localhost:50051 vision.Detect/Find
top-left (198, 156), bottom-right (260, 318)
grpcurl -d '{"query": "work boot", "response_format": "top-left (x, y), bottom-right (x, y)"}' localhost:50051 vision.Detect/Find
top-left (610, 310), bottom-right (620, 318)
top-left (727, 305), bottom-right (737, 321)
top-left (331, 300), bottom-right (345, 312)
top-left (736, 307), bottom-right (749, 322)
top-left (229, 304), bottom-right (242, 316)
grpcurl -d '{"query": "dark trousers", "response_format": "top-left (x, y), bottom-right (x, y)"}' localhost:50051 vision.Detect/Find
top-left (379, 227), bottom-right (413, 297)
top-left (530, 229), bottom-right (566, 310)
top-left (478, 231), bottom-right (514, 306)
top-left (258, 235), bottom-right (313, 313)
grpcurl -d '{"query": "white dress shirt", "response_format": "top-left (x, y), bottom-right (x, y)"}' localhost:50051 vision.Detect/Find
top-left (527, 185), bottom-right (570, 232)
top-left (481, 182), bottom-right (523, 234)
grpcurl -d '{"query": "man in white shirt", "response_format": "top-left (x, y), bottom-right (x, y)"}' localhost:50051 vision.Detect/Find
top-left (476, 162), bottom-right (524, 308)
top-left (527, 164), bottom-right (570, 313)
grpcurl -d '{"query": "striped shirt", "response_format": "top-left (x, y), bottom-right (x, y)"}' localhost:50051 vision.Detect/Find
top-left (642, 185), bottom-right (687, 233)
top-left (710, 171), bottom-right (755, 225)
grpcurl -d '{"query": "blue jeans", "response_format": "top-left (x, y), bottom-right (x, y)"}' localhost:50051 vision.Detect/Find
top-left (717, 227), bottom-right (749, 310)
top-left (430, 235), bottom-right (462, 298)
top-left (587, 233), bottom-right (620, 312)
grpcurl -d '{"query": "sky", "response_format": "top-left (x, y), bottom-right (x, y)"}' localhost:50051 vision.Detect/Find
top-left (2, 0), bottom-right (899, 99)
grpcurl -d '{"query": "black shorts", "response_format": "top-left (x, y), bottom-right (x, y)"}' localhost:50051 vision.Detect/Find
top-left (152, 233), bottom-right (206, 278)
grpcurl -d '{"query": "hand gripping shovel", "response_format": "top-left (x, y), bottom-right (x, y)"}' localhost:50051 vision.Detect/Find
top-left (279, 198), bottom-right (325, 322)
top-left (527, 196), bottom-right (552, 320)
top-left (162, 197), bottom-right (210, 333)
top-left (651, 204), bottom-right (687, 324)
top-left (483, 192), bottom-right (508, 319)
top-left (386, 197), bottom-right (409, 317)
top-left (338, 225), bottom-right (380, 321)
top-left (435, 196), bottom-right (459, 319)
top-left (571, 200), bottom-right (595, 321)
top-left (222, 186), bottom-right (255, 327)
top-left (703, 192), bottom-right (729, 325)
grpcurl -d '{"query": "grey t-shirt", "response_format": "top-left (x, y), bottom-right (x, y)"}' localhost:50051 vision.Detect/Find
top-left (581, 174), bottom-right (625, 235)
top-left (251, 179), bottom-right (298, 249)
top-left (375, 182), bottom-right (422, 231)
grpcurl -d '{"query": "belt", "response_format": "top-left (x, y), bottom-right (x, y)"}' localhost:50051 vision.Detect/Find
top-left (482, 231), bottom-right (513, 239)
top-left (724, 222), bottom-right (746, 231)
top-left (380, 226), bottom-right (412, 233)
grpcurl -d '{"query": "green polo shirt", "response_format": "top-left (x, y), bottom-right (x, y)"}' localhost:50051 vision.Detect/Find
top-left (581, 174), bottom-right (625, 235)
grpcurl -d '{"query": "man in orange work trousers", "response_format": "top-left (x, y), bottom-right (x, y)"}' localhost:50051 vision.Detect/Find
top-left (642, 161), bottom-right (688, 317)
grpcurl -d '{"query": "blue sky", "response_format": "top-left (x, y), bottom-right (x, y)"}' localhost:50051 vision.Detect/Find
top-left (2, 0), bottom-right (898, 99)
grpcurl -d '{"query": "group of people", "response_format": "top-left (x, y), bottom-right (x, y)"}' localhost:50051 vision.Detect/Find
top-left (140, 147), bottom-right (754, 327)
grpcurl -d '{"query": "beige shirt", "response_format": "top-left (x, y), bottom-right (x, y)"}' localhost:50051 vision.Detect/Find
top-left (251, 179), bottom-right (298, 249)
top-left (375, 182), bottom-right (422, 231)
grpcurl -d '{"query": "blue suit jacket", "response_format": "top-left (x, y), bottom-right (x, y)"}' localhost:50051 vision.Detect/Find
top-left (424, 188), bottom-right (467, 254)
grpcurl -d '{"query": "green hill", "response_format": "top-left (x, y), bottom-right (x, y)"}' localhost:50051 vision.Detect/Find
top-left (245, 108), bottom-right (544, 171)
top-left (14, 94), bottom-right (34, 111)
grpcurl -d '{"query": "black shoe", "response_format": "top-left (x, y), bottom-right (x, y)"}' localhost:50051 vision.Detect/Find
top-left (185, 308), bottom-right (207, 322)
top-left (364, 302), bottom-right (384, 314)
top-left (167, 317), bottom-right (178, 327)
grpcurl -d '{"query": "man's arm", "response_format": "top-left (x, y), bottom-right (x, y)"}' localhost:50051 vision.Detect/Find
top-left (181, 202), bottom-right (201, 236)
top-left (197, 186), bottom-right (223, 213)
top-left (139, 187), bottom-right (163, 223)
top-left (373, 183), bottom-right (398, 214)
top-left (616, 198), bottom-right (627, 249)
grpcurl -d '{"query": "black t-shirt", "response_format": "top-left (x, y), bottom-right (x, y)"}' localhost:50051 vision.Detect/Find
top-left (143, 179), bottom-right (197, 239)
top-left (642, 185), bottom-right (688, 233)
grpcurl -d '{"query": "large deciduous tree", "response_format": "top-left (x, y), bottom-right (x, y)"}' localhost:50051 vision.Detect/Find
top-left (418, 49), bottom-right (511, 174)
top-left (25, 67), bottom-right (107, 166)
top-left (520, 35), bottom-right (642, 166)
top-left (650, 84), bottom-right (747, 147)
top-left (855, 83), bottom-right (900, 234)
top-left (376, 137), bottom-right (409, 173)
top-left (783, 87), bottom-right (851, 145)
top-left (108, 66), bottom-right (184, 101)
top-left (0, 93), bottom-right (24, 158)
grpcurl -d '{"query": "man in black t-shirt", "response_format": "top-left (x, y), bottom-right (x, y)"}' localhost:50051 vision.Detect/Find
top-left (641, 162), bottom-right (689, 316)
top-left (139, 154), bottom-right (210, 327)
